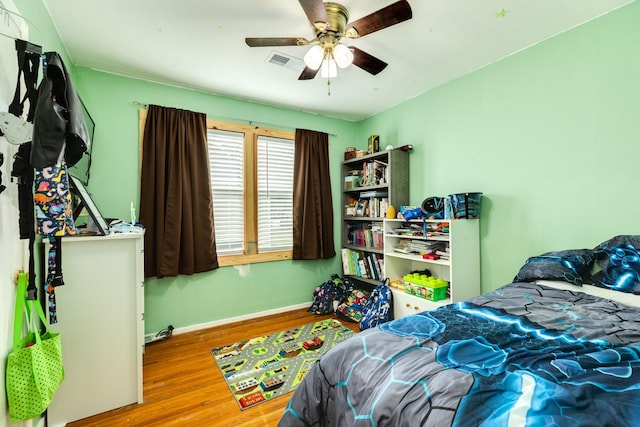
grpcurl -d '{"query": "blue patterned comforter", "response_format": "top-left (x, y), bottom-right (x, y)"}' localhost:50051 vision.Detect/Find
top-left (279, 282), bottom-right (640, 426)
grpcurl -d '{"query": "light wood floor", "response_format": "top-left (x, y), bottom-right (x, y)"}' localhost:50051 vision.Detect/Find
top-left (67, 308), bottom-right (360, 427)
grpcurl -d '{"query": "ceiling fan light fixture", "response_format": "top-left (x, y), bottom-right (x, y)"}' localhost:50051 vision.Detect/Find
top-left (333, 43), bottom-right (353, 68)
top-left (247, 1), bottom-right (413, 83)
top-left (303, 45), bottom-right (324, 70)
top-left (320, 58), bottom-right (337, 78)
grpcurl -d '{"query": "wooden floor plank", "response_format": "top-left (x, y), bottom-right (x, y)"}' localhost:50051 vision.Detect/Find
top-left (66, 308), bottom-right (359, 426)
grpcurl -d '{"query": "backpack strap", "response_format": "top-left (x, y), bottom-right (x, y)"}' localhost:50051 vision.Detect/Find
top-left (10, 142), bottom-right (35, 240)
top-left (12, 272), bottom-right (30, 352)
top-left (26, 234), bottom-right (37, 300)
top-left (45, 236), bottom-right (64, 324)
top-left (7, 39), bottom-right (42, 122)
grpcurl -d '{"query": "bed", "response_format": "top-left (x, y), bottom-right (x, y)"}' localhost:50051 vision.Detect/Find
top-left (279, 235), bottom-right (640, 426)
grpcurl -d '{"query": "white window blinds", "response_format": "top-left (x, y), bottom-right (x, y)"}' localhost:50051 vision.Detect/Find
top-left (257, 136), bottom-right (294, 252)
top-left (208, 129), bottom-right (244, 255)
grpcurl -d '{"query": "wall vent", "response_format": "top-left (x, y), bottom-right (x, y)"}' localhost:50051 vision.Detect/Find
top-left (264, 51), bottom-right (305, 73)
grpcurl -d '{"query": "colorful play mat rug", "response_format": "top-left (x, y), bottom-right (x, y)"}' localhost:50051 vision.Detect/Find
top-left (210, 318), bottom-right (355, 410)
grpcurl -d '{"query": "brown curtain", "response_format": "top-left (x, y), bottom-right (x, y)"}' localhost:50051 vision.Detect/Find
top-left (293, 129), bottom-right (335, 260)
top-left (139, 105), bottom-right (218, 278)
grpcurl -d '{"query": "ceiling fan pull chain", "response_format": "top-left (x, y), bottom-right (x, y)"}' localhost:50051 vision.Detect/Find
top-left (327, 78), bottom-right (331, 96)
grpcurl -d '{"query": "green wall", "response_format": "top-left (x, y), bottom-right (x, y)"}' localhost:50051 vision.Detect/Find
top-left (71, 69), bottom-right (357, 334)
top-left (17, 0), bottom-right (356, 337)
top-left (356, 1), bottom-right (640, 291)
top-left (10, 0), bottom-right (640, 336)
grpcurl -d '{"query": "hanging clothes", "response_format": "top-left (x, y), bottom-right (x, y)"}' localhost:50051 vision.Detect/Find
top-left (30, 51), bottom-right (90, 322)
top-left (31, 51), bottom-right (90, 169)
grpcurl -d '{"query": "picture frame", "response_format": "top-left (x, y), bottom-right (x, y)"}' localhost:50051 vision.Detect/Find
top-left (69, 173), bottom-right (110, 235)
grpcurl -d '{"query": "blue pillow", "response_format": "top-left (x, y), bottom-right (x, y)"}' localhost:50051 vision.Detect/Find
top-left (514, 249), bottom-right (595, 286)
top-left (592, 235), bottom-right (640, 294)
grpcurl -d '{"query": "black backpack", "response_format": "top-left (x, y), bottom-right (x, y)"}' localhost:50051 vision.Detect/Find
top-left (309, 275), bottom-right (350, 315)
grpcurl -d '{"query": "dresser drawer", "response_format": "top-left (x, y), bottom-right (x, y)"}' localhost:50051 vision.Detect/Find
top-left (392, 289), bottom-right (444, 319)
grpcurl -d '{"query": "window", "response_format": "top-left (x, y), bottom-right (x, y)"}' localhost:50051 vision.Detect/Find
top-left (256, 136), bottom-right (294, 252)
top-left (207, 120), bottom-right (294, 265)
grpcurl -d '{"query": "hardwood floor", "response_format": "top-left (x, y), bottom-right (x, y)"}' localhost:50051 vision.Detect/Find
top-left (67, 308), bottom-right (360, 426)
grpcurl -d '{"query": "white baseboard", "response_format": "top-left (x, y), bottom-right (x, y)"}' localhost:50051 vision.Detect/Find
top-left (144, 302), bottom-right (312, 341)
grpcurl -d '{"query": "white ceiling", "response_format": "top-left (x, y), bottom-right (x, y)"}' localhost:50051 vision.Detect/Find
top-left (42, 0), bottom-right (634, 122)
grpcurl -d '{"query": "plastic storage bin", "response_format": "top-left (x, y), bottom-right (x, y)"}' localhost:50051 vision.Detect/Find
top-left (402, 273), bottom-right (449, 301)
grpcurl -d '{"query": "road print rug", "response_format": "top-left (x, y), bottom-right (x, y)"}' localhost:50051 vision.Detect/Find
top-left (210, 318), bottom-right (355, 409)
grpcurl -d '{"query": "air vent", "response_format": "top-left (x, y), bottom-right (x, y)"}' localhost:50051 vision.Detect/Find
top-left (264, 51), bottom-right (305, 73)
top-left (269, 52), bottom-right (291, 66)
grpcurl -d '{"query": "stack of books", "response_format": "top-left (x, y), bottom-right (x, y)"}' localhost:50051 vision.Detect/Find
top-left (394, 240), bottom-right (447, 256)
top-left (390, 224), bottom-right (425, 237)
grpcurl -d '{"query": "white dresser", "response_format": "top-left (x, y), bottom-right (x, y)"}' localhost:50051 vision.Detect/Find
top-left (45, 233), bottom-right (144, 426)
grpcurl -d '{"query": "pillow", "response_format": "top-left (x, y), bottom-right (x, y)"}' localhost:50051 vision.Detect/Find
top-left (514, 249), bottom-right (595, 286)
top-left (592, 235), bottom-right (640, 294)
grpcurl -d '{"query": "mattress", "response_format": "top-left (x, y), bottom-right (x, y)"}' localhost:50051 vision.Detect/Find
top-left (280, 281), bottom-right (640, 426)
top-left (539, 279), bottom-right (640, 307)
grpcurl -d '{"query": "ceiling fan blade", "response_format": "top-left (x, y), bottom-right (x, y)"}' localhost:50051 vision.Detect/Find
top-left (298, 0), bottom-right (329, 27)
top-left (245, 37), bottom-right (307, 47)
top-left (351, 47), bottom-right (388, 75)
top-left (344, 0), bottom-right (412, 38)
top-left (298, 66), bottom-right (320, 80)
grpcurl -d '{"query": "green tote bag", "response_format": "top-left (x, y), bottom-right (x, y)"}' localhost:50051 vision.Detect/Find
top-left (6, 272), bottom-right (64, 422)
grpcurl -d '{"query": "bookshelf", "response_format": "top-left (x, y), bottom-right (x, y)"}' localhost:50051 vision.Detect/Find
top-left (383, 219), bottom-right (480, 318)
top-left (341, 149), bottom-right (409, 286)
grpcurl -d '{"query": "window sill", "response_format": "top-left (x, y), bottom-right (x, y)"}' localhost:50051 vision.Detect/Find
top-left (217, 251), bottom-right (293, 267)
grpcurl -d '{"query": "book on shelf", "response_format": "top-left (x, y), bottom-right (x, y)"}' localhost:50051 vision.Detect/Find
top-left (341, 248), bottom-right (384, 281)
top-left (366, 255), bottom-right (377, 281)
top-left (436, 249), bottom-right (451, 260)
top-left (358, 257), bottom-right (368, 278)
top-left (347, 222), bottom-right (384, 248)
top-left (359, 160), bottom-right (388, 187)
top-left (364, 196), bottom-right (388, 218)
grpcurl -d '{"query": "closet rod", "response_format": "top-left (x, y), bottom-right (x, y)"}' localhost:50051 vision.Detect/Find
top-left (132, 101), bottom-right (338, 138)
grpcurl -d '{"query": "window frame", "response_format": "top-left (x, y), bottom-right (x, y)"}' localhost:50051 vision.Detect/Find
top-left (139, 110), bottom-right (295, 267)
top-left (206, 119), bottom-right (295, 267)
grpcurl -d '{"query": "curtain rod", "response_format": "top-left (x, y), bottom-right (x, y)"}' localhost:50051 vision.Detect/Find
top-left (132, 101), bottom-right (338, 138)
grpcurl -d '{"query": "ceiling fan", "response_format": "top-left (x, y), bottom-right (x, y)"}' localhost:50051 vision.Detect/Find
top-left (245, 0), bottom-right (413, 80)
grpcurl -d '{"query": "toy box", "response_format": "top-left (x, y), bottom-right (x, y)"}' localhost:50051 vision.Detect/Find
top-left (402, 273), bottom-right (448, 301)
top-left (344, 147), bottom-right (356, 160)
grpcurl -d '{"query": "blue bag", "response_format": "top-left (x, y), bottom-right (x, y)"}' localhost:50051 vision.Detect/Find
top-left (359, 279), bottom-right (394, 331)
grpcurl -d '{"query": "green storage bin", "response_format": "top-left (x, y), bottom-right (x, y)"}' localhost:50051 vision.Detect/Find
top-left (403, 274), bottom-right (448, 301)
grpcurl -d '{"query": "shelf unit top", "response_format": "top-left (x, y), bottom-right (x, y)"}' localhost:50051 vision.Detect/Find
top-left (342, 150), bottom-right (390, 165)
